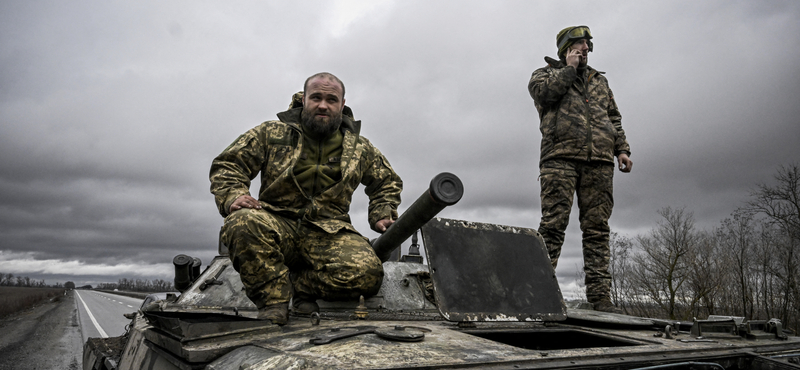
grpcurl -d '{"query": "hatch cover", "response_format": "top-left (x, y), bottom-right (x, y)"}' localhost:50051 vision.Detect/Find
top-left (422, 218), bottom-right (566, 322)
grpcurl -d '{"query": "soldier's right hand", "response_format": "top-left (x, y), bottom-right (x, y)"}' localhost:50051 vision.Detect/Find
top-left (230, 194), bottom-right (261, 213)
top-left (566, 48), bottom-right (582, 69)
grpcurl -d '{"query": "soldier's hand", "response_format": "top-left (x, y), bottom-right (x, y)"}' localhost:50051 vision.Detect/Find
top-left (566, 49), bottom-right (582, 68)
top-left (617, 153), bottom-right (633, 173)
top-left (375, 218), bottom-right (395, 233)
top-left (229, 194), bottom-right (261, 213)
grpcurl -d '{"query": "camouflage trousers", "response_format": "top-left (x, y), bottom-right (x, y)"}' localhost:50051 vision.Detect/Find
top-left (221, 208), bottom-right (384, 308)
top-left (538, 159), bottom-right (614, 304)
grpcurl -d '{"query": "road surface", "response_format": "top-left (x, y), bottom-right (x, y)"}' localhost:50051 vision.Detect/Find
top-left (0, 290), bottom-right (144, 370)
top-left (0, 290), bottom-right (82, 370)
top-left (74, 290), bottom-right (142, 342)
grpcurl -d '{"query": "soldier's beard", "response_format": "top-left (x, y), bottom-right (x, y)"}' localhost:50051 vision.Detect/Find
top-left (301, 109), bottom-right (342, 138)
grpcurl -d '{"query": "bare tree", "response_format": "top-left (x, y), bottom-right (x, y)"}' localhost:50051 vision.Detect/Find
top-left (753, 223), bottom-right (778, 319)
top-left (746, 164), bottom-right (800, 333)
top-left (608, 232), bottom-right (633, 312)
top-left (747, 164), bottom-right (800, 239)
top-left (683, 231), bottom-right (723, 319)
top-left (572, 263), bottom-right (586, 302)
top-left (631, 207), bottom-right (698, 320)
top-left (717, 210), bottom-right (757, 318)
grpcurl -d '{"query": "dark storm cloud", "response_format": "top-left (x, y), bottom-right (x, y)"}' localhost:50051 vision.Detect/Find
top-left (1, 1), bottom-right (799, 294)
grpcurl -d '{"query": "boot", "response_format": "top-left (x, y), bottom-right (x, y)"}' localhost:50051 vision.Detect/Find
top-left (257, 302), bottom-right (289, 325)
top-left (292, 293), bottom-right (319, 315)
top-left (593, 299), bottom-right (623, 314)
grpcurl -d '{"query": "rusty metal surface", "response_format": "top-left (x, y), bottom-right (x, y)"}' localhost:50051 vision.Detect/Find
top-left (173, 257), bottom-right (257, 314)
top-left (206, 319), bottom-right (800, 369)
top-left (369, 261), bottom-right (437, 312)
top-left (142, 311), bottom-right (275, 341)
top-left (141, 324), bottom-right (281, 364)
top-left (422, 218), bottom-right (566, 322)
top-left (566, 308), bottom-right (658, 328)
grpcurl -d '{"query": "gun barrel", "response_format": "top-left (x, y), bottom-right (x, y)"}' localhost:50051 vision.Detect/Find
top-left (371, 172), bottom-right (463, 262)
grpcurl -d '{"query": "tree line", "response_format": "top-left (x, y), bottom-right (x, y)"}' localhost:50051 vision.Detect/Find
top-left (96, 278), bottom-right (175, 292)
top-left (607, 164), bottom-right (800, 334)
top-left (0, 274), bottom-right (53, 288)
top-left (0, 274), bottom-right (174, 292)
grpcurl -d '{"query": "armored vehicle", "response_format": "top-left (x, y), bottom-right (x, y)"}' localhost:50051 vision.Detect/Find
top-left (84, 174), bottom-right (800, 369)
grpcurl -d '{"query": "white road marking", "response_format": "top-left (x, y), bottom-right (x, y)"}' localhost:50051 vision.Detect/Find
top-left (76, 291), bottom-right (109, 338)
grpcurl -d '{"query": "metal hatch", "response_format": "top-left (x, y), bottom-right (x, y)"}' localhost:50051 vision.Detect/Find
top-left (422, 218), bottom-right (566, 322)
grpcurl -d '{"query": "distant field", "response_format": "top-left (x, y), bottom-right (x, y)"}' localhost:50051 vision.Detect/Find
top-left (0, 286), bottom-right (67, 318)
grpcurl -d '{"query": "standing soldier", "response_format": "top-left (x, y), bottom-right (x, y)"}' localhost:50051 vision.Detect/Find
top-left (528, 26), bottom-right (633, 313)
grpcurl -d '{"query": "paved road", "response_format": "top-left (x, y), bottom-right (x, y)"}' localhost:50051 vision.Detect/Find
top-left (74, 291), bottom-right (143, 342)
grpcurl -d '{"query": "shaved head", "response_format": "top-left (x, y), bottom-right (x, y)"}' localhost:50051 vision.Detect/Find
top-left (303, 72), bottom-right (345, 98)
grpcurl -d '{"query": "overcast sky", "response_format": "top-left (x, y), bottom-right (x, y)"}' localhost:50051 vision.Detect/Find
top-left (1, 1), bottom-right (799, 297)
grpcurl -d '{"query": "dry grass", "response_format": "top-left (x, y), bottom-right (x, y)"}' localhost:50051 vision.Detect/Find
top-left (0, 286), bottom-right (67, 318)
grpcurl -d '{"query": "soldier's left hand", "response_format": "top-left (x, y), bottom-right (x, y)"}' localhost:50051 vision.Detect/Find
top-left (375, 219), bottom-right (395, 233)
top-left (617, 153), bottom-right (633, 173)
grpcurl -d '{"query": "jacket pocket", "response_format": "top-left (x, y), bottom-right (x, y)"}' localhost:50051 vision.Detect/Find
top-left (265, 145), bottom-right (295, 179)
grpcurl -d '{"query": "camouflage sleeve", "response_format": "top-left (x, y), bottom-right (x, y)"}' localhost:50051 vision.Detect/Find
top-left (606, 85), bottom-right (631, 156)
top-left (528, 66), bottom-right (576, 107)
top-left (209, 124), bottom-right (268, 217)
top-left (359, 138), bottom-right (403, 232)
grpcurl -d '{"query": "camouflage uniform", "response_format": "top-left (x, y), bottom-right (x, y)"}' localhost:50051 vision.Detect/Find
top-left (210, 103), bottom-right (402, 308)
top-left (528, 56), bottom-right (630, 304)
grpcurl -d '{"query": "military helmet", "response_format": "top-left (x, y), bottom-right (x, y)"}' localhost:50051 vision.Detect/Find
top-left (557, 25), bottom-right (593, 59)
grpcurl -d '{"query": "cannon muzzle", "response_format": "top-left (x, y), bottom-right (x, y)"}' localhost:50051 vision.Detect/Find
top-left (371, 172), bottom-right (463, 262)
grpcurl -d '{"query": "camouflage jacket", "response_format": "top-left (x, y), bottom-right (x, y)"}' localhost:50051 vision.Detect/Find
top-left (528, 56), bottom-right (630, 166)
top-left (210, 107), bottom-right (402, 234)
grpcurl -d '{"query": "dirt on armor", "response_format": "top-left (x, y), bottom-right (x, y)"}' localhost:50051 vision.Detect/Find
top-left (0, 290), bottom-right (83, 370)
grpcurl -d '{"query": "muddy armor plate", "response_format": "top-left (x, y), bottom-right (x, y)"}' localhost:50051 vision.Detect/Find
top-left (422, 218), bottom-right (566, 322)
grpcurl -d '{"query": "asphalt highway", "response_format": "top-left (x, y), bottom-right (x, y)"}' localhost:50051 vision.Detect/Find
top-left (74, 290), bottom-right (143, 342)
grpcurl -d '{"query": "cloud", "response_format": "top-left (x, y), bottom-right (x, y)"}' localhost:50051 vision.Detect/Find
top-left (0, 250), bottom-right (173, 278)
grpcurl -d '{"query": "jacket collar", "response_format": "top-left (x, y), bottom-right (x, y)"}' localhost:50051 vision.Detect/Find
top-left (276, 107), bottom-right (361, 135)
top-left (544, 56), bottom-right (565, 68)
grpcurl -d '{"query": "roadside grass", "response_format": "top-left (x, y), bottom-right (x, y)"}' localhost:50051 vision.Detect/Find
top-left (0, 286), bottom-right (67, 318)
